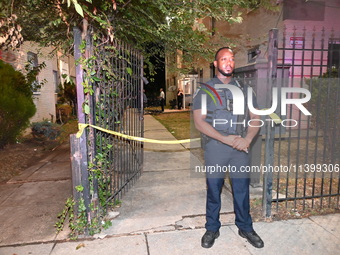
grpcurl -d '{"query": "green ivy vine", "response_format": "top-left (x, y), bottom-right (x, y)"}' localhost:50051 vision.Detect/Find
top-left (55, 30), bottom-right (128, 239)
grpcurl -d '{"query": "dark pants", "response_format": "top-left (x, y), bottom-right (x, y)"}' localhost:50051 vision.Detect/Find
top-left (160, 98), bottom-right (165, 111)
top-left (177, 97), bottom-right (183, 109)
top-left (204, 139), bottom-right (253, 232)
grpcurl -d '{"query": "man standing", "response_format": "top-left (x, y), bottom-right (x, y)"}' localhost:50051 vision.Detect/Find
top-left (177, 88), bottom-right (184, 110)
top-left (193, 47), bottom-right (264, 249)
top-left (159, 88), bottom-right (165, 112)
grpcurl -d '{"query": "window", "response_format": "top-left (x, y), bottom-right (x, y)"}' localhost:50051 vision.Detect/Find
top-left (199, 68), bottom-right (203, 79)
top-left (184, 79), bottom-right (190, 94)
top-left (27, 52), bottom-right (40, 92)
top-left (210, 63), bottom-right (215, 78)
top-left (211, 17), bottom-right (216, 36)
top-left (27, 52), bottom-right (38, 66)
top-left (328, 40), bottom-right (340, 75)
top-left (248, 46), bottom-right (260, 63)
top-left (53, 70), bottom-right (60, 93)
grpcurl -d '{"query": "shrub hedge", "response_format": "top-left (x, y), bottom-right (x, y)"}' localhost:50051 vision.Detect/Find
top-left (0, 60), bottom-right (36, 148)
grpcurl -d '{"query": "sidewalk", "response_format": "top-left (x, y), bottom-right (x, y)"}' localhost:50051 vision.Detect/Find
top-left (0, 115), bottom-right (339, 254)
top-left (0, 143), bottom-right (72, 246)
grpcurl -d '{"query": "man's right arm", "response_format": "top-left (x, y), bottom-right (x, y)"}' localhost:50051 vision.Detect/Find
top-left (193, 109), bottom-right (238, 147)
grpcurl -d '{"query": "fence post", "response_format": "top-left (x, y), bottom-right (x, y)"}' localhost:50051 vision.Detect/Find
top-left (70, 134), bottom-right (89, 219)
top-left (252, 60), bottom-right (267, 188)
top-left (262, 28), bottom-right (278, 218)
top-left (73, 26), bottom-right (91, 232)
top-left (70, 134), bottom-right (81, 210)
top-left (85, 28), bottom-right (100, 218)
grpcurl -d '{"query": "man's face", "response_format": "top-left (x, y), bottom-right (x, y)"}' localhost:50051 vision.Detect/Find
top-left (214, 49), bottom-right (235, 77)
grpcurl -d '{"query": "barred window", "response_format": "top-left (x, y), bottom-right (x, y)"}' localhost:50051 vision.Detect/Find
top-left (328, 40), bottom-right (340, 74)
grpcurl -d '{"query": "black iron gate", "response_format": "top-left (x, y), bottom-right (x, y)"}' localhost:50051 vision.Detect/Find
top-left (89, 39), bottom-right (144, 203)
top-left (263, 26), bottom-right (340, 217)
top-left (72, 27), bottom-right (144, 225)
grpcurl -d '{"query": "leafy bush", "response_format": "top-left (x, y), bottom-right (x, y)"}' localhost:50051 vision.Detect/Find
top-left (0, 60), bottom-right (36, 149)
top-left (57, 77), bottom-right (77, 119)
top-left (306, 69), bottom-right (339, 161)
top-left (31, 120), bottom-right (61, 141)
top-left (56, 104), bottom-right (73, 124)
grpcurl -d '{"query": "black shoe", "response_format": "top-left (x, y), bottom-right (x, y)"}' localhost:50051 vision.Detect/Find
top-left (201, 230), bottom-right (220, 248)
top-left (238, 229), bottom-right (264, 248)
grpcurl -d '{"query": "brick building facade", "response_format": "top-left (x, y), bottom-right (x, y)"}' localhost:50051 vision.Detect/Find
top-left (0, 42), bottom-right (75, 124)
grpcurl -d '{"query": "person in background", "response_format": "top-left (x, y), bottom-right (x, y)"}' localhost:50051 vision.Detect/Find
top-left (159, 88), bottom-right (165, 112)
top-left (177, 89), bottom-right (184, 110)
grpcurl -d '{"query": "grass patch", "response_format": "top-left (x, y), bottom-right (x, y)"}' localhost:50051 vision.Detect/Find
top-left (153, 112), bottom-right (200, 140)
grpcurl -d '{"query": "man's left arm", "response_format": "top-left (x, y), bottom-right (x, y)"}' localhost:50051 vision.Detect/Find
top-left (232, 111), bottom-right (260, 152)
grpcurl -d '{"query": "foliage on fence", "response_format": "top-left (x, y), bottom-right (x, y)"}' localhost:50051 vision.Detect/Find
top-left (56, 29), bottom-right (142, 238)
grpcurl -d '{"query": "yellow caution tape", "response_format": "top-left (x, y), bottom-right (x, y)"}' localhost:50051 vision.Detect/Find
top-left (76, 110), bottom-right (282, 144)
top-left (76, 123), bottom-right (200, 144)
top-left (268, 112), bottom-right (282, 124)
top-left (258, 109), bottom-right (282, 124)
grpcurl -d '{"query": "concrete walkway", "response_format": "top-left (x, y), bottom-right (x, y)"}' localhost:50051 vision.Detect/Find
top-left (0, 143), bottom-right (72, 246)
top-left (0, 115), bottom-right (339, 254)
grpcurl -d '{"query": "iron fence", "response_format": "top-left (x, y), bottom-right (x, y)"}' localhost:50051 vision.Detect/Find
top-left (72, 27), bottom-right (144, 222)
top-left (89, 40), bottom-right (144, 208)
top-left (265, 26), bottom-right (340, 216)
top-left (236, 26), bottom-right (339, 217)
